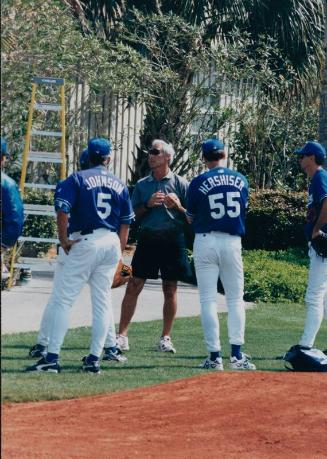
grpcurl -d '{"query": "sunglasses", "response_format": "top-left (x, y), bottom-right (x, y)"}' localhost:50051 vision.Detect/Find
top-left (148, 148), bottom-right (162, 156)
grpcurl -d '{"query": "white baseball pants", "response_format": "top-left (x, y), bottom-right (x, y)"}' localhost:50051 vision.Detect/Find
top-left (37, 249), bottom-right (117, 349)
top-left (47, 228), bottom-right (121, 357)
top-left (299, 246), bottom-right (327, 348)
top-left (193, 232), bottom-right (245, 352)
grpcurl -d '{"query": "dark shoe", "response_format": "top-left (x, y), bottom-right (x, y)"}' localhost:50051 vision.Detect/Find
top-left (103, 347), bottom-right (127, 363)
top-left (26, 356), bottom-right (60, 373)
top-left (29, 343), bottom-right (47, 358)
top-left (81, 355), bottom-right (101, 374)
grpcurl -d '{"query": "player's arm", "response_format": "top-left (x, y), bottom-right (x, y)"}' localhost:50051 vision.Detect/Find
top-left (118, 224), bottom-right (130, 253)
top-left (119, 187), bottom-right (135, 252)
top-left (54, 175), bottom-right (79, 254)
top-left (1, 180), bottom-right (24, 248)
top-left (312, 197), bottom-right (327, 239)
top-left (185, 180), bottom-right (196, 224)
top-left (57, 211), bottom-right (80, 255)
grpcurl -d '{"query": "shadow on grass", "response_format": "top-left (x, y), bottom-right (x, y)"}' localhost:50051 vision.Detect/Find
top-left (1, 344), bottom-right (31, 350)
top-left (1, 356), bottom-right (32, 361)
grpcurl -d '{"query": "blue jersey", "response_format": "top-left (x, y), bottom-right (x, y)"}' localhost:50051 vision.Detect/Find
top-left (305, 168), bottom-right (327, 240)
top-left (186, 167), bottom-right (249, 236)
top-left (54, 165), bottom-right (134, 233)
top-left (1, 172), bottom-right (24, 247)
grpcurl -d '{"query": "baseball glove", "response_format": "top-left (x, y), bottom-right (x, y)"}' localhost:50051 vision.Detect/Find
top-left (311, 226), bottom-right (327, 258)
top-left (111, 261), bottom-right (132, 289)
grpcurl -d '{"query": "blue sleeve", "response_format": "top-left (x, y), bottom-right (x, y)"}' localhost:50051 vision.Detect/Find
top-left (119, 187), bottom-right (135, 224)
top-left (186, 178), bottom-right (197, 218)
top-left (315, 172), bottom-right (327, 203)
top-left (54, 175), bottom-right (79, 213)
top-left (243, 177), bottom-right (249, 208)
top-left (1, 177), bottom-right (24, 247)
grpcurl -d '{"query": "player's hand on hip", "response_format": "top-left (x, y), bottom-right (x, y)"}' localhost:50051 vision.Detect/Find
top-left (60, 238), bottom-right (81, 255)
top-left (148, 191), bottom-right (165, 207)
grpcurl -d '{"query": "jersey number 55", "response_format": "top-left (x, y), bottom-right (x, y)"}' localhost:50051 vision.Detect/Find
top-left (209, 191), bottom-right (240, 219)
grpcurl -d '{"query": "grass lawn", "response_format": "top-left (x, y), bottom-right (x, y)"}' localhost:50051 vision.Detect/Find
top-left (2, 302), bottom-right (326, 403)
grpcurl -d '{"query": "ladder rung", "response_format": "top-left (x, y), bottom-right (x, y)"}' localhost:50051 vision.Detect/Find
top-left (33, 77), bottom-right (64, 85)
top-left (24, 204), bottom-right (55, 216)
top-left (31, 129), bottom-right (62, 137)
top-left (24, 183), bottom-right (57, 190)
top-left (19, 236), bottom-right (59, 243)
top-left (34, 103), bottom-right (62, 111)
top-left (29, 151), bottom-right (63, 163)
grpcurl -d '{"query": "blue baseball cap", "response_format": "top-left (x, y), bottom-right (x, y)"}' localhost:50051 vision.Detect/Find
top-left (88, 137), bottom-right (111, 161)
top-left (1, 138), bottom-right (8, 157)
top-left (202, 139), bottom-right (224, 156)
top-left (295, 141), bottom-right (326, 161)
top-left (79, 148), bottom-right (89, 170)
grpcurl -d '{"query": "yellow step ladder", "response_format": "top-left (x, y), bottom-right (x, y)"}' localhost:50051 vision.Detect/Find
top-left (8, 76), bottom-right (66, 287)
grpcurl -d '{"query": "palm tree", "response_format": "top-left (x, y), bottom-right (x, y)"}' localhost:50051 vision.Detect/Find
top-left (65, 0), bottom-right (324, 85)
top-left (64, 0), bottom-right (325, 181)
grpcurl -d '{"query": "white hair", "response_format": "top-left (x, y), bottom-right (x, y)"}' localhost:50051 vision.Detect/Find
top-left (152, 139), bottom-right (175, 164)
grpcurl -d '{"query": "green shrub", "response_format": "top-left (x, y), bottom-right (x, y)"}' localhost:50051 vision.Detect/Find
top-left (243, 249), bottom-right (308, 303)
top-left (243, 190), bottom-right (307, 250)
top-left (22, 190), bottom-right (57, 256)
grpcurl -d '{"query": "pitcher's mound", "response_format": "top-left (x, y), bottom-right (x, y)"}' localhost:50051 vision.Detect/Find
top-left (3, 372), bottom-right (327, 458)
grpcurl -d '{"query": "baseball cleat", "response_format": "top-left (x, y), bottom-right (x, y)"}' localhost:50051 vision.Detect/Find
top-left (26, 356), bottom-right (60, 373)
top-left (157, 336), bottom-right (176, 353)
top-left (198, 357), bottom-right (224, 371)
top-left (116, 334), bottom-right (130, 351)
top-left (81, 355), bottom-right (101, 374)
top-left (28, 343), bottom-right (47, 358)
top-left (102, 347), bottom-right (127, 363)
top-left (229, 353), bottom-right (256, 370)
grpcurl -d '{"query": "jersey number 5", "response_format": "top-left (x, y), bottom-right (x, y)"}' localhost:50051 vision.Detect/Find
top-left (208, 191), bottom-right (240, 219)
top-left (97, 192), bottom-right (111, 219)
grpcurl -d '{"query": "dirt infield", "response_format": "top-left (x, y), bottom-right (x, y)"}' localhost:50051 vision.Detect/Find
top-left (3, 372), bottom-right (327, 458)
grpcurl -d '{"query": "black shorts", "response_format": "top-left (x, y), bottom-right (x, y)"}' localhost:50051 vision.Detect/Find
top-left (132, 229), bottom-right (191, 281)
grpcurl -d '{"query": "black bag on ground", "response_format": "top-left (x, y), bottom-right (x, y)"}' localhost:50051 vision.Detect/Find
top-left (283, 345), bottom-right (327, 372)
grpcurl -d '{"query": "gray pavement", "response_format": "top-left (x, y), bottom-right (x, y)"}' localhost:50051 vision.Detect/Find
top-left (1, 256), bottom-right (239, 335)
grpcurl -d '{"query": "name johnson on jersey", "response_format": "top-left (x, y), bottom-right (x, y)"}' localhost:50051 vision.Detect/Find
top-left (85, 173), bottom-right (124, 194)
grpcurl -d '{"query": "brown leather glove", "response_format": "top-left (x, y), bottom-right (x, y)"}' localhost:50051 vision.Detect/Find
top-left (111, 260), bottom-right (132, 288)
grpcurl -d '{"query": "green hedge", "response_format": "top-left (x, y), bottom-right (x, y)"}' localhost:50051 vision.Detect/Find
top-left (243, 190), bottom-right (307, 250)
top-left (22, 190), bottom-right (57, 256)
top-left (243, 249), bottom-right (308, 303)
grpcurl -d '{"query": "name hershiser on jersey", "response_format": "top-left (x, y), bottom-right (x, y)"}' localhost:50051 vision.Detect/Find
top-left (55, 166), bottom-right (134, 233)
top-left (186, 167), bottom-right (248, 236)
top-left (197, 173), bottom-right (245, 195)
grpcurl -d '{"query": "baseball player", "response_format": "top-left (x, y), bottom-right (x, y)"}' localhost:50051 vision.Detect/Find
top-left (27, 138), bottom-right (134, 373)
top-left (1, 138), bottom-right (24, 250)
top-left (295, 141), bottom-right (327, 348)
top-left (186, 139), bottom-right (256, 370)
top-left (28, 148), bottom-right (126, 364)
top-left (116, 139), bottom-right (190, 353)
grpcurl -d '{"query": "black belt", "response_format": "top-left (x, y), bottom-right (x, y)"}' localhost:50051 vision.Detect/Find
top-left (80, 229), bottom-right (94, 235)
top-left (79, 228), bottom-right (115, 235)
